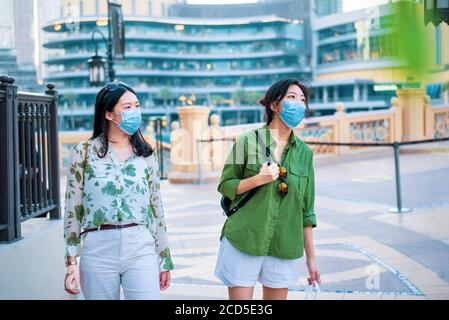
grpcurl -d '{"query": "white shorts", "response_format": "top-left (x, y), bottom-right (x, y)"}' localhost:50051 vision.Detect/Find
top-left (214, 237), bottom-right (301, 289)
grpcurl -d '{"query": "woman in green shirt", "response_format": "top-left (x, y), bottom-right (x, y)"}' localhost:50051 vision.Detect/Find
top-left (215, 79), bottom-right (321, 300)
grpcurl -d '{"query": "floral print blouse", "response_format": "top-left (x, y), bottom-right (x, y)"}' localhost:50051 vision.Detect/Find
top-left (63, 135), bottom-right (174, 272)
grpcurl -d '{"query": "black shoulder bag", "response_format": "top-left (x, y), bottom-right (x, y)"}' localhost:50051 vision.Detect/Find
top-left (220, 129), bottom-right (271, 217)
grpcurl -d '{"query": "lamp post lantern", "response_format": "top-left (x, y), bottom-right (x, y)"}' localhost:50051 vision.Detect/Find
top-left (88, 29), bottom-right (115, 86)
top-left (88, 0), bottom-right (124, 86)
top-left (87, 54), bottom-right (106, 86)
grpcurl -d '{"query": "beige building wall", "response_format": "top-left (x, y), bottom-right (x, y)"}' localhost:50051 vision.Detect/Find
top-left (315, 67), bottom-right (410, 84)
top-left (316, 13), bottom-right (449, 87)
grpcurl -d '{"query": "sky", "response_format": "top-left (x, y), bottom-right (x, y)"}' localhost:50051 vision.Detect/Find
top-left (187, 0), bottom-right (391, 11)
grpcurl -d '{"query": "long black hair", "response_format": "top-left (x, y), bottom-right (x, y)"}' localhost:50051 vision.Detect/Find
top-left (259, 79), bottom-right (310, 125)
top-left (91, 82), bottom-right (153, 158)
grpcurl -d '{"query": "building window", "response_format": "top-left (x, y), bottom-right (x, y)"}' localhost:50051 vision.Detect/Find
top-left (148, 0), bottom-right (152, 16)
top-left (437, 0), bottom-right (449, 8)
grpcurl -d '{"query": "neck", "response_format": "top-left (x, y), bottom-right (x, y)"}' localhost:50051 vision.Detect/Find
top-left (108, 124), bottom-right (131, 146)
top-left (268, 117), bottom-right (292, 142)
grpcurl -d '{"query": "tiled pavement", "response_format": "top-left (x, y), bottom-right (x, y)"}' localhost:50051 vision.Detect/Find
top-left (158, 146), bottom-right (449, 300)
top-left (60, 143), bottom-right (449, 300)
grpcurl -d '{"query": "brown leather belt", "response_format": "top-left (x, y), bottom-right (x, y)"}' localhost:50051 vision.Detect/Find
top-left (80, 223), bottom-right (139, 236)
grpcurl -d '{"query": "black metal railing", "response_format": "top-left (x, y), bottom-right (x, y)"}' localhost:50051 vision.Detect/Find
top-left (195, 134), bottom-right (449, 213)
top-left (149, 116), bottom-right (168, 180)
top-left (304, 138), bottom-right (449, 213)
top-left (0, 76), bottom-right (60, 243)
top-left (196, 137), bottom-right (236, 184)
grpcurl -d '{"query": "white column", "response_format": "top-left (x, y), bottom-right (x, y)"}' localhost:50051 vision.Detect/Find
top-left (353, 84), bottom-right (360, 101)
top-left (333, 85), bottom-right (339, 101)
top-left (323, 87), bottom-right (328, 103)
top-left (362, 84), bottom-right (368, 101)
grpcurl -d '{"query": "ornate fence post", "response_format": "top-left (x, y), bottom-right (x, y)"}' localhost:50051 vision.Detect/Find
top-left (396, 88), bottom-right (427, 142)
top-left (0, 76), bottom-right (21, 242)
top-left (335, 102), bottom-right (349, 154)
top-left (45, 84), bottom-right (61, 220)
top-left (423, 95), bottom-right (434, 139)
top-left (168, 106), bottom-right (211, 183)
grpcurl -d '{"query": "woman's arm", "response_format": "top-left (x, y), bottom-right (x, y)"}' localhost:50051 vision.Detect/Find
top-left (63, 143), bottom-right (86, 295)
top-left (146, 154), bottom-right (174, 273)
top-left (303, 151), bottom-right (320, 284)
top-left (235, 162), bottom-right (279, 195)
top-left (304, 226), bottom-right (321, 284)
top-left (218, 135), bottom-right (279, 199)
top-left (63, 143), bottom-right (86, 261)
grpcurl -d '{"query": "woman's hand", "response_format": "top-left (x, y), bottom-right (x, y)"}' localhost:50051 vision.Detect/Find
top-left (160, 271), bottom-right (171, 291)
top-left (306, 258), bottom-right (321, 285)
top-left (258, 162), bottom-right (279, 185)
top-left (64, 265), bottom-right (80, 295)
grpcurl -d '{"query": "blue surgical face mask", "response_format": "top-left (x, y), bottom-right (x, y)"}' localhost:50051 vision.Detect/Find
top-left (279, 100), bottom-right (306, 128)
top-left (111, 108), bottom-right (142, 136)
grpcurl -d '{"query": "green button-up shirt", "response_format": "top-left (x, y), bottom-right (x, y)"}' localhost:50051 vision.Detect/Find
top-left (218, 124), bottom-right (317, 259)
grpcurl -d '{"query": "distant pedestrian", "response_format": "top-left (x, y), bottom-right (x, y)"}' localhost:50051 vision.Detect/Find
top-left (216, 79), bottom-right (321, 300)
top-left (63, 81), bottom-right (173, 299)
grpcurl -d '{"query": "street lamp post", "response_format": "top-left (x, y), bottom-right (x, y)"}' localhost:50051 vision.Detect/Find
top-left (88, 0), bottom-right (121, 86)
top-left (88, 28), bottom-right (115, 85)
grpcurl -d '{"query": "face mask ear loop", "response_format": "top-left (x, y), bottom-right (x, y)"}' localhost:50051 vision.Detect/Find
top-left (108, 111), bottom-right (121, 127)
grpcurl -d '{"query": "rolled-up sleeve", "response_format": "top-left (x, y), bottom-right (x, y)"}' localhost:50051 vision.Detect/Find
top-left (302, 152), bottom-right (317, 228)
top-left (217, 136), bottom-right (246, 201)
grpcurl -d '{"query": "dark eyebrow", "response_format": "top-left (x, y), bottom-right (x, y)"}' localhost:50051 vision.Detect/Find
top-left (122, 101), bottom-right (139, 106)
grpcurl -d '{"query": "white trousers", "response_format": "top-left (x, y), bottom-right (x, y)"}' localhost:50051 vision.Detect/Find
top-left (79, 225), bottom-right (160, 300)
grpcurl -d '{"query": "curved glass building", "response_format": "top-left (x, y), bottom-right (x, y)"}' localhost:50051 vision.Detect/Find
top-left (309, 1), bottom-right (449, 114)
top-left (43, 13), bottom-right (310, 129)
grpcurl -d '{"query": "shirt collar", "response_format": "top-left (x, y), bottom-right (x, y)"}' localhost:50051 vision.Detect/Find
top-left (260, 124), bottom-right (298, 148)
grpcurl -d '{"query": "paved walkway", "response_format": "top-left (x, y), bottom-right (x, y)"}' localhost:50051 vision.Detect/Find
top-left (59, 143), bottom-right (449, 300)
top-left (158, 145), bottom-right (449, 300)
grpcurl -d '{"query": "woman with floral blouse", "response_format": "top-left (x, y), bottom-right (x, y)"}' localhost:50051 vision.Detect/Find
top-left (63, 81), bottom-right (173, 300)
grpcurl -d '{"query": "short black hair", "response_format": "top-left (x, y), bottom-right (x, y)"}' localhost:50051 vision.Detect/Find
top-left (91, 82), bottom-right (153, 158)
top-left (259, 79), bottom-right (310, 125)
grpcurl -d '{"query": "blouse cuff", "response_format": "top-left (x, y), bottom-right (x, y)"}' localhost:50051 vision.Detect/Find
top-left (65, 244), bottom-right (80, 259)
top-left (303, 212), bottom-right (317, 228)
top-left (159, 256), bottom-right (174, 272)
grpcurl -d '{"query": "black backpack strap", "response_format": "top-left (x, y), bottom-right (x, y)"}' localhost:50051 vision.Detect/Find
top-left (227, 186), bottom-right (258, 216)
